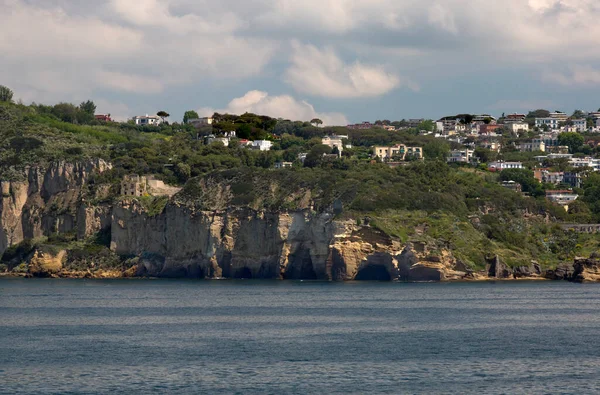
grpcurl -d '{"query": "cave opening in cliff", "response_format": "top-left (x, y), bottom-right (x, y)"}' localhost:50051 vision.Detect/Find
top-left (284, 248), bottom-right (317, 280)
top-left (355, 265), bottom-right (392, 281)
top-left (235, 267), bottom-right (253, 279)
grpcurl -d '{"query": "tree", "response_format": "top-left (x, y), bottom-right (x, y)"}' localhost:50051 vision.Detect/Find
top-left (0, 85), bottom-right (14, 102)
top-left (183, 110), bottom-right (199, 124)
top-left (304, 144), bottom-right (332, 168)
top-left (310, 118), bottom-right (323, 127)
top-left (423, 139), bottom-right (450, 160)
top-left (526, 109), bottom-right (550, 119)
top-left (157, 111), bottom-right (170, 123)
top-left (79, 100), bottom-right (96, 116)
top-left (571, 109), bottom-right (585, 119)
top-left (558, 132), bottom-right (584, 153)
top-left (499, 168), bottom-right (543, 196)
top-left (52, 103), bottom-right (80, 123)
top-left (417, 120), bottom-right (434, 132)
top-left (175, 162), bottom-right (191, 183)
top-left (473, 148), bottom-right (497, 163)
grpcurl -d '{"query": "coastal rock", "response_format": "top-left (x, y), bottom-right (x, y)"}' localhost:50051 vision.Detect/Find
top-left (354, 252), bottom-right (398, 281)
top-left (545, 264), bottom-right (574, 281)
top-left (513, 262), bottom-right (542, 279)
top-left (572, 256), bottom-right (600, 283)
top-left (397, 245), bottom-right (418, 280)
top-left (486, 255), bottom-right (511, 278)
top-left (28, 249), bottom-right (66, 278)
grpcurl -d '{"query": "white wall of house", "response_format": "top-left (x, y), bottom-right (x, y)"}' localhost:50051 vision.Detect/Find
top-left (252, 140), bottom-right (272, 151)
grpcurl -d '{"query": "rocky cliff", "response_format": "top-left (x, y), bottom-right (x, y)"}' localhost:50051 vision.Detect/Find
top-left (2, 161), bottom-right (599, 282)
top-left (0, 159), bottom-right (111, 256)
top-left (108, 199), bottom-right (470, 281)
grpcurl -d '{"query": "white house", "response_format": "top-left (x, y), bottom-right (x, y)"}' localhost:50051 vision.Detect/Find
top-left (274, 162), bottom-right (293, 169)
top-left (508, 123), bottom-right (529, 134)
top-left (322, 136), bottom-right (345, 153)
top-left (569, 157), bottom-right (600, 171)
top-left (252, 140), bottom-right (272, 151)
top-left (546, 190), bottom-right (579, 210)
top-left (447, 149), bottom-right (475, 163)
top-left (488, 161), bottom-right (523, 170)
top-left (535, 118), bottom-right (560, 129)
top-left (373, 145), bottom-right (423, 161)
top-left (549, 111), bottom-right (568, 121)
top-left (133, 115), bottom-right (161, 126)
top-left (518, 140), bottom-right (545, 152)
top-left (571, 119), bottom-right (587, 132)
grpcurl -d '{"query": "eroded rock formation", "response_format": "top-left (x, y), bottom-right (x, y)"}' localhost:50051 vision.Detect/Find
top-left (0, 159), bottom-right (111, 256)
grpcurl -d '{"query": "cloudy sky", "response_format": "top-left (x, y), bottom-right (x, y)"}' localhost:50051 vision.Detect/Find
top-left (2, 0), bottom-right (600, 125)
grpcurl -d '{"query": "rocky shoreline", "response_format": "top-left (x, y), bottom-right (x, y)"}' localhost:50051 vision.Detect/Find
top-left (3, 249), bottom-right (599, 283)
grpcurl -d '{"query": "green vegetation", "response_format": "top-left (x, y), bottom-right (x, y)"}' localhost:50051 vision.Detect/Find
top-left (0, 85), bottom-right (13, 103)
top-left (183, 110), bottom-right (199, 124)
top-left (2, 94), bottom-right (600, 273)
top-left (138, 195), bottom-right (169, 217)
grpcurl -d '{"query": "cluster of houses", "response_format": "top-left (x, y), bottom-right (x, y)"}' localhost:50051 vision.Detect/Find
top-left (205, 131), bottom-right (274, 151)
top-left (434, 111), bottom-right (600, 139)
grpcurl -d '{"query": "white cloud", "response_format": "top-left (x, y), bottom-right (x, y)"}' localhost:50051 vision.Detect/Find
top-left (284, 42), bottom-right (412, 98)
top-left (0, 0), bottom-right (275, 104)
top-left (198, 90), bottom-right (349, 126)
top-left (4, 0), bottom-right (600, 119)
top-left (427, 3), bottom-right (458, 34)
top-left (541, 66), bottom-right (600, 86)
top-left (95, 71), bottom-right (164, 94)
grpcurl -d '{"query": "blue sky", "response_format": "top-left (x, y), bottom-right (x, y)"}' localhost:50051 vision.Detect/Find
top-left (3, 0), bottom-right (600, 125)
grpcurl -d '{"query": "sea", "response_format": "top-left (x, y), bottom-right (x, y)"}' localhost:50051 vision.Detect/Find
top-left (1, 279), bottom-right (600, 394)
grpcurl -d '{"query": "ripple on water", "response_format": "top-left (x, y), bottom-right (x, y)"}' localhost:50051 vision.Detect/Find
top-left (1, 279), bottom-right (600, 394)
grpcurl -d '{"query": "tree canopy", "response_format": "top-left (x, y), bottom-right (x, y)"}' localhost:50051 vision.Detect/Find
top-left (558, 132), bottom-right (584, 153)
top-left (79, 100), bottom-right (96, 116)
top-left (0, 85), bottom-right (13, 103)
top-left (183, 110), bottom-right (199, 124)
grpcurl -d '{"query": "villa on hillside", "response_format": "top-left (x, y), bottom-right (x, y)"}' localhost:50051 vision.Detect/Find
top-left (274, 162), bottom-right (293, 169)
top-left (504, 113), bottom-right (526, 124)
top-left (133, 115), bottom-right (161, 126)
top-left (447, 149), bottom-right (475, 163)
top-left (546, 190), bottom-right (579, 211)
top-left (518, 140), bottom-right (546, 152)
top-left (373, 144), bottom-right (423, 161)
top-left (322, 135), bottom-right (350, 153)
top-left (95, 114), bottom-right (112, 122)
top-left (252, 140), bottom-right (273, 151)
top-left (488, 161), bottom-right (523, 171)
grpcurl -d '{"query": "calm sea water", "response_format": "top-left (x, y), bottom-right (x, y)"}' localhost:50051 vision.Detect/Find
top-left (1, 279), bottom-right (600, 394)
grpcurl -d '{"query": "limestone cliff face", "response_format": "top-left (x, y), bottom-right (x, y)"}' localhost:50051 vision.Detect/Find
top-left (110, 201), bottom-right (466, 281)
top-left (0, 159), bottom-right (111, 256)
top-left (111, 201), bottom-right (340, 279)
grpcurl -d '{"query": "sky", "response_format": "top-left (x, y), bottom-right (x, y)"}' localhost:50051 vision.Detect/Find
top-left (2, 0), bottom-right (600, 125)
